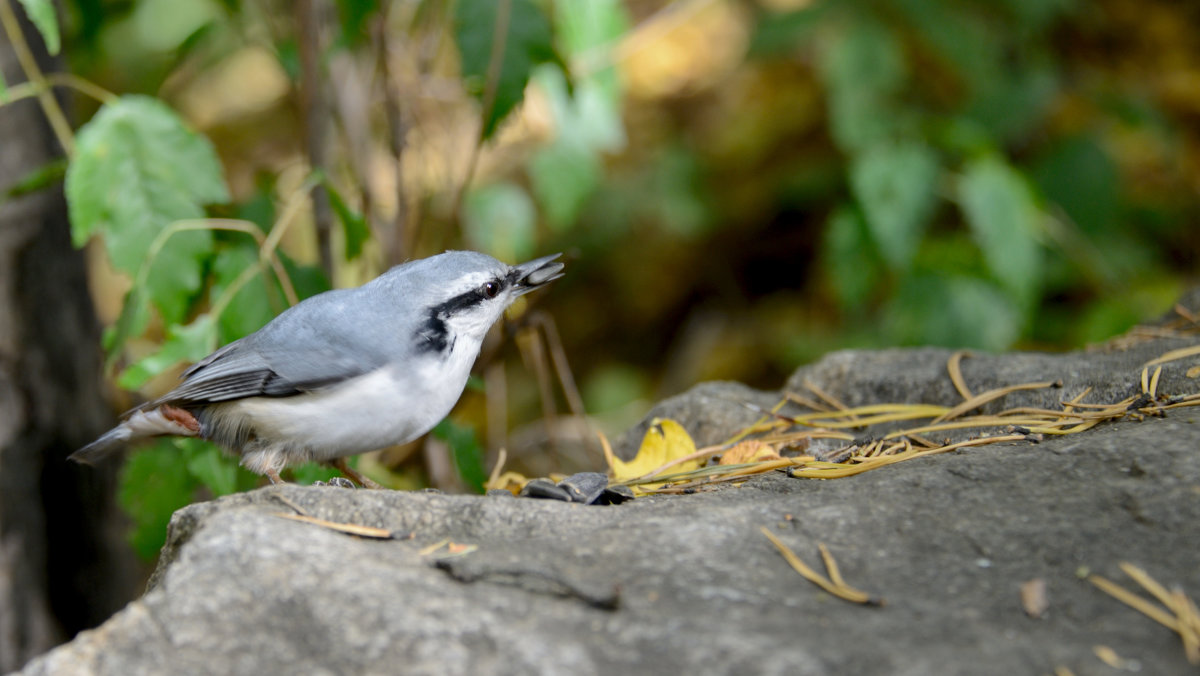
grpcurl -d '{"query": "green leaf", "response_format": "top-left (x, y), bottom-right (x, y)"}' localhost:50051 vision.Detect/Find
top-left (850, 142), bottom-right (939, 271)
top-left (324, 181), bottom-right (369, 260)
top-left (958, 156), bottom-right (1042, 307)
top-left (885, 273), bottom-right (1022, 350)
top-left (552, 0), bottom-right (629, 100)
top-left (146, 229), bottom-right (214, 323)
top-left (129, 0), bottom-right (218, 53)
top-left (66, 95), bottom-right (228, 322)
top-left (1, 158), bottom-right (66, 202)
top-left (967, 65), bottom-right (1058, 143)
top-left (553, 0), bottom-right (627, 57)
top-left (118, 439), bottom-right (199, 559)
top-left (535, 65), bottom-right (624, 153)
top-left (463, 182), bottom-right (536, 261)
top-left (822, 205), bottom-right (880, 310)
top-left (526, 65), bottom-right (622, 231)
top-left (291, 462), bottom-right (342, 485)
top-left (749, 6), bottom-right (826, 58)
top-left (465, 374), bottom-right (486, 393)
top-left (279, 252), bottom-right (331, 300)
top-left (17, 0), bottom-right (60, 55)
top-left (817, 19), bottom-right (908, 152)
top-left (582, 364), bottom-right (648, 414)
top-left (1030, 135), bottom-right (1118, 236)
top-left (0, 68), bottom-right (8, 103)
top-left (433, 419), bottom-right (487, 494)
top-left (529, 139), bottom-right (600, 231)
top-left (454, 0), bottom-right (560, 139)
top-left (647, 146), bottom-right (711, 237)
top-left (210, 244), bottom-right (276, 344)
top-left (117, 314), bottom-right (218, 390)
top-left (105, 287), bottom-right (153, 364)
top-left (894, 0), bottom-right (995, 99)
top-left (336, 0), bottom-right (379, 46)
top-left (182, 440), bottom-right (240, 496)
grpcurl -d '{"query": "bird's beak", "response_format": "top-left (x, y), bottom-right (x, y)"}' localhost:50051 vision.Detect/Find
top-left (512, 253), bottom-right (565, 295)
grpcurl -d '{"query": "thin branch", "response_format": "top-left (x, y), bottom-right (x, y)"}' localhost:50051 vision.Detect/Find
top-left (372, 6), bottom-right (412, 265)
top-left (297, 0), bottom-right (334, 280)
top-left (46, 72), bottom-right (118, 104)
top-left (0, 0), bottom-right (75, 154)
top-left (451, 0), bottom-right (511, 226)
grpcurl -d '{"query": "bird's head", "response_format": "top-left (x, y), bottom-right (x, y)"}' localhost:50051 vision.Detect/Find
top-left (379, 251), bottom-right (564, 354)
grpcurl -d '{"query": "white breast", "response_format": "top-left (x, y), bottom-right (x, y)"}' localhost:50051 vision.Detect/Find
top-left (208, 338), bottom-right (482, 462)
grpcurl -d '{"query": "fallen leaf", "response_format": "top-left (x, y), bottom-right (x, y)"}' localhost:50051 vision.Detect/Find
top-left (1020, 578), bottom-right (1048, 618)
top-left (606, 418), bottom-right (702, 489)
top-left (719, 440), bottom-right (782, 465)
top-left (1092, 645), bottom-right (1128, 669)
top-left (485, 471), bottom-right (530, 495)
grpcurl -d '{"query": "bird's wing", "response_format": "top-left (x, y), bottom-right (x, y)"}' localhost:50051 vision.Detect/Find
top-left (150, 291), bottom-right (397, 407)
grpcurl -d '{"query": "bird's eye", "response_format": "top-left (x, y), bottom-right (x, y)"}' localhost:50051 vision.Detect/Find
top-left (482, 281), bottom-right (500, 298)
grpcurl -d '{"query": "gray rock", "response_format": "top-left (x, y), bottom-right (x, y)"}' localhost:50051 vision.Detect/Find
top-left (17, 326), bottom-right (1200, 675)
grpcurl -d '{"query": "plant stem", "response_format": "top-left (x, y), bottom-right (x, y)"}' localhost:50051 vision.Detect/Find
top-left (0, 0), bottom-right (76, 155)
top-left (451, 0), bottom-right (511, 227)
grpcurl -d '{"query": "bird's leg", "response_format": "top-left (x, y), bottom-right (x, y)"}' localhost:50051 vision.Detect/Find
top-left (266, 468), bottom-right (286, 485)
top-left (331, 457), bottom-right (383, 489)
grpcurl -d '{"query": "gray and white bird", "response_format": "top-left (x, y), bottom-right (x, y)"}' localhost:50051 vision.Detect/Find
top-left (72, 250), bottom-right (564, 485)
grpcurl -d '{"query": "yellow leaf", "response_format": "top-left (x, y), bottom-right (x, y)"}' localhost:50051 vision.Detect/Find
top-left (484, 471), bottom-right (529, 495)
top-left (719, 440), bottom-right (782, 465)
top-left (607, 418), bottom-right (703, 488)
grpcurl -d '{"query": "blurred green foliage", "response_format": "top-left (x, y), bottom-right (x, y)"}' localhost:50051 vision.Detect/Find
top-left (3, 0), bottom-right (1197, 557)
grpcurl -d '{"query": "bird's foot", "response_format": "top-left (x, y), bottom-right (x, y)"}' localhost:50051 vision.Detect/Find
top-left (313, 477), bottom-right (356, 489)
top-left (331, 457), bottom-right (383, 489)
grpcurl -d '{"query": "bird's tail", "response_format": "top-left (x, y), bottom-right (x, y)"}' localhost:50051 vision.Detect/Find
top-left (70, 406), bottom-right (201, 464)
top-left (69, 425), bottom-right (135, 464)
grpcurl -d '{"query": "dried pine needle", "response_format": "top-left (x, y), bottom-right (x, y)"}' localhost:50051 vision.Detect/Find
top-left (947, 350), bottom-right (974, 400)
top-left (418, 538), bottom-right (450, 556)
top-left (621, 343), bottom-right (1200, 494)
top-left (1091, 645), bottom-right (1126, 669)
top-left (1090, 563), bottom-right (1200, 665)
top-left (272, 512), bottom-right (395, 539)
top-left (761, 527), bottom-right (881, 605)
top-left (1089, 575), bottom-right (1180, 630)
top-left (1120, 561), bottom-right (1177, 610)
top-left (932, 380), bottom-right (1060, 423)
top-left (1143, 344), bottom-right (1200, 367)
top-left (804, 380), bottom-right (858, 423)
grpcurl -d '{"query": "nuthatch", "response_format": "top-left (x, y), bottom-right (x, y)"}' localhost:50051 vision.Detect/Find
top-left (73, 251), bottom-right (564, 485)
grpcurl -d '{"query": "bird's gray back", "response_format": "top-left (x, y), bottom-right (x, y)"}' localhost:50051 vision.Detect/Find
top-left (151, 250), bottom-right (504, 408)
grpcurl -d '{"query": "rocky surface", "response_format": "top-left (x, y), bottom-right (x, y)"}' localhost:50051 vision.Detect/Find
top-left (17, 328), bottom-right (1200, 675)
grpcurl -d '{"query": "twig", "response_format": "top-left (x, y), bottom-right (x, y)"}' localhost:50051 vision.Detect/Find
top-left (272, 512), bottom-right (395, 539)
top-left (0, 0), bottom-right (75, 154)
top-left (761, 527), bottom-right (881, 605)
top-left (1143, 344), bottom-right (1200, 368)
top-left (530, 311), bottom-right (600, 460)
top-left (931, 380), bottom-right (1061, 423)
top-left (451, 0), bottom-right (511, 226)
top-left (297, 0), bottom-right (334, 280)
top-left (947, 351), bottom-right (974, 400)
top-left (371, 7), bottom-right (413, 265)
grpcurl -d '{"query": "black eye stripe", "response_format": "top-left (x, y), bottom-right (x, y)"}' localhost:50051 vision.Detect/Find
top-left (428, 278), bottom-right (505, 317)
top-left (415, 276), bottom-right (505, 354)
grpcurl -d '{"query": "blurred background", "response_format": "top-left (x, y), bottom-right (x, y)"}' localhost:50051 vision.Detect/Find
top-left (71, 0), bottom-right (1200, 465)
top-left (1, 0), bottom-right (1198, 660)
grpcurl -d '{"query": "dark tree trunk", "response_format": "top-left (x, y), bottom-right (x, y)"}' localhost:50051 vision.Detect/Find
top-left (0, 10), bottom-right (137, 672)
